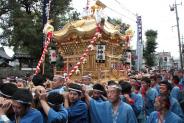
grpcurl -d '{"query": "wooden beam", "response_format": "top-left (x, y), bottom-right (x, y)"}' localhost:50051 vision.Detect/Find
top-left (82, 62), bottom-right (84, 75)
top-left (117, 58), bottom-right (119, 79)
top-left (109, 57), bottom-right (111, 79)
top-left (67, 58), bottom-right (69, 75)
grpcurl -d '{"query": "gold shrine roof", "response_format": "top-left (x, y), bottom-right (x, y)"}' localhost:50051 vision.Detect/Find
top-left (53, 19), bottom-right (127, 43)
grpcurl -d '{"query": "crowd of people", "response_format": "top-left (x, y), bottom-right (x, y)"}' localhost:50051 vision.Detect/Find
top-left (0, 69), bottom-right (184, 123)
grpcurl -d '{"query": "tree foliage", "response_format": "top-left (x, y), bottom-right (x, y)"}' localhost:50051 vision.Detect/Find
top-left (107, 17), bottom-right (130, 34)
top-left (143, 29), bottom-right (158, 67)
top-left (0, 0), bottom-right (74, 59)
top-left (0, 0), bottom-right (80, 76)
top-left (145, 29), bottom-right (158, 37)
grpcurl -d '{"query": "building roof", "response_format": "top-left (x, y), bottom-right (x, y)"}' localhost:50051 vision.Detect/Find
top-left (156, 52), bottom-right (171, 57)
top-left (0, 59), bottom-right (13, 67)
top-left (0, 47), bottom-right (12, 60)
top-left (0, 47), bottom-right (32, 60)
top-left (13, 53), bottom-right (31, 59)
top-left (53, 19), bottom-right (128, 43)
top-left (156, 52), bottom-right (170, 55)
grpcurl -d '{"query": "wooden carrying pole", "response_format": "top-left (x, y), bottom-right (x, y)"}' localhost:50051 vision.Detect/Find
top-left (43, 0), bottom-right (51, 74)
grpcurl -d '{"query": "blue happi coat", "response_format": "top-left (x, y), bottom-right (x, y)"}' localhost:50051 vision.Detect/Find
top-left (170, 97), bottom-right (184, 121)
top-left (122, 93), bottom-right (143, 117)
top-left (179, 76), bottom-right (184, 88)
top-left (67, 99), bottom-right (88, 123)
top-left (143, 87), bottom-right (158, 116)
top-left (134, 92), bottom-right (146, 123)
top-left (10, 108), bottom-right (44, 123)
top-left (47, 106), bottom-right (68, 123)
top-left (96, 97), bottom-right (103, 102)
top-left (89, 98), bottom-right (137, 123)
top-left (89, 97), bottom-right (104, 123)
top-left (147, 110), bottom-right (183, 123)
top-left (155, 84), bottom-right (160, 94)
top-left (170, 86), bottom-right (183, 102)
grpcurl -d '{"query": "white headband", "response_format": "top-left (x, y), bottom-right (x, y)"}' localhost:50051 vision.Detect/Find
top-left (0, 91), bottom-right (11, 98)
top-left (16, 78), bottom-right (23, 81)
top-left (93, 89), bottom-right (103, 93)
top-left (54, 75), bottom-right (65, 79)
top-left (48, 102), bottom-right (63, 107)
top-left (82, 74), bottom-right (91, 79)
top-left (13, 100), bottom-right (32, 104)
top-left (68, 88), bottom-right (82, 93)
top-left (108, 86), bottom-right (122, 90)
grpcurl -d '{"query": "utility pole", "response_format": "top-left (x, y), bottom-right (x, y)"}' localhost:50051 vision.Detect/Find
top-left (170, 0), bottom-right (183, 69)
top-left (182, 35), bottom-right (184, 68)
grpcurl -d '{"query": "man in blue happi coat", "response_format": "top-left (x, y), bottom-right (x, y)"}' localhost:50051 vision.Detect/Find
top-left (147, 95), bottom-right (183, 123)
top-left (171, 75), bottom-right (183, 102)
top-left (161, 69), bottom-right (167, 81)
top-left (37, 86), bottom-right (68, 123)
top-left (81, 74), bottom-right (93, 89)
top-left (83, 81), bottom-right (137, 123)
top-left (159, 81), bottom-right (184, 121)
top-left (131, 81), bottom-right (146, 123)
top-left (47, 75), bottom-right (66, 94)
top-left (178, 70), bottom-right (184, 88)
top-left (150, 76), bottom-right (159, 94)
top-left (63, 84), bottom-right (88, 123)
top-left (85, 83), bottom-right (105, 123)
top-left (140, 77), bottom-right (158, 116)
top-left (120, 82), bottom-right (143, 117)
top-left (0, 89), bottom-right (44, 123)
top-left (156, 75), bottom-right (162, 85)
top-left (91, 84), bottom-right (104, 102)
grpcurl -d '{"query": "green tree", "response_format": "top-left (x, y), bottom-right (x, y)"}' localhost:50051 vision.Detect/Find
top-left (0, 0), bottom-right (73, 58)
top-left (143, 29), bottom-right (158, 67)
top-left (0, 0), bottom-right (80, 76)
top-left (107, 17), bottom-right (130, 34)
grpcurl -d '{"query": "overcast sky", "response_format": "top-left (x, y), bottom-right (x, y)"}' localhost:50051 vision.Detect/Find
top-left (2, 0), bottom-right (184, 59)
top-left (71, 0), bottom-right (184, 59)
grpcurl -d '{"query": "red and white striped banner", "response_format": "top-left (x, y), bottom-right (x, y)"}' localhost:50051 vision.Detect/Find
top-left (65, 25), bottom-right (101, 81)
top-left (34, 32), bottom-right (53, 75)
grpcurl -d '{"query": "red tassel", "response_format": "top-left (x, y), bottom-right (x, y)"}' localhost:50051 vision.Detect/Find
top-left (140, 86), bottom-right (146, 94)
top-left (129, 99), bottom-right (135, 104)
top-left (141, 86), bottom-right (146, 105)
top-left (127, 35), bottom-right (130, 42)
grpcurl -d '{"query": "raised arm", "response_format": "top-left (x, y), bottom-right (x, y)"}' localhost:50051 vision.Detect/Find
top-left (0, 98), bottom-right (11, 123)
top-left (38, 87), bottom-right (50, 116)
top-left (62, 92), bottom-right (69, 109)
top-left (82, 84), bottom-right (91, 103)
top-left (100, 94), bottom-right (107, 101)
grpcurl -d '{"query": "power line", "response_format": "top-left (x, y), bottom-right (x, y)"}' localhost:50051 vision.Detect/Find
top-left (114, 0), bottom-right (136, 17)
top-left (104, 2), bottom-right (149, 36)
top-left (106, 6), bottom-right (148, 34)
top-left (106, 6), bottom-right (136, 22)
top-left (105, 3), bottom-right (148, 32)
